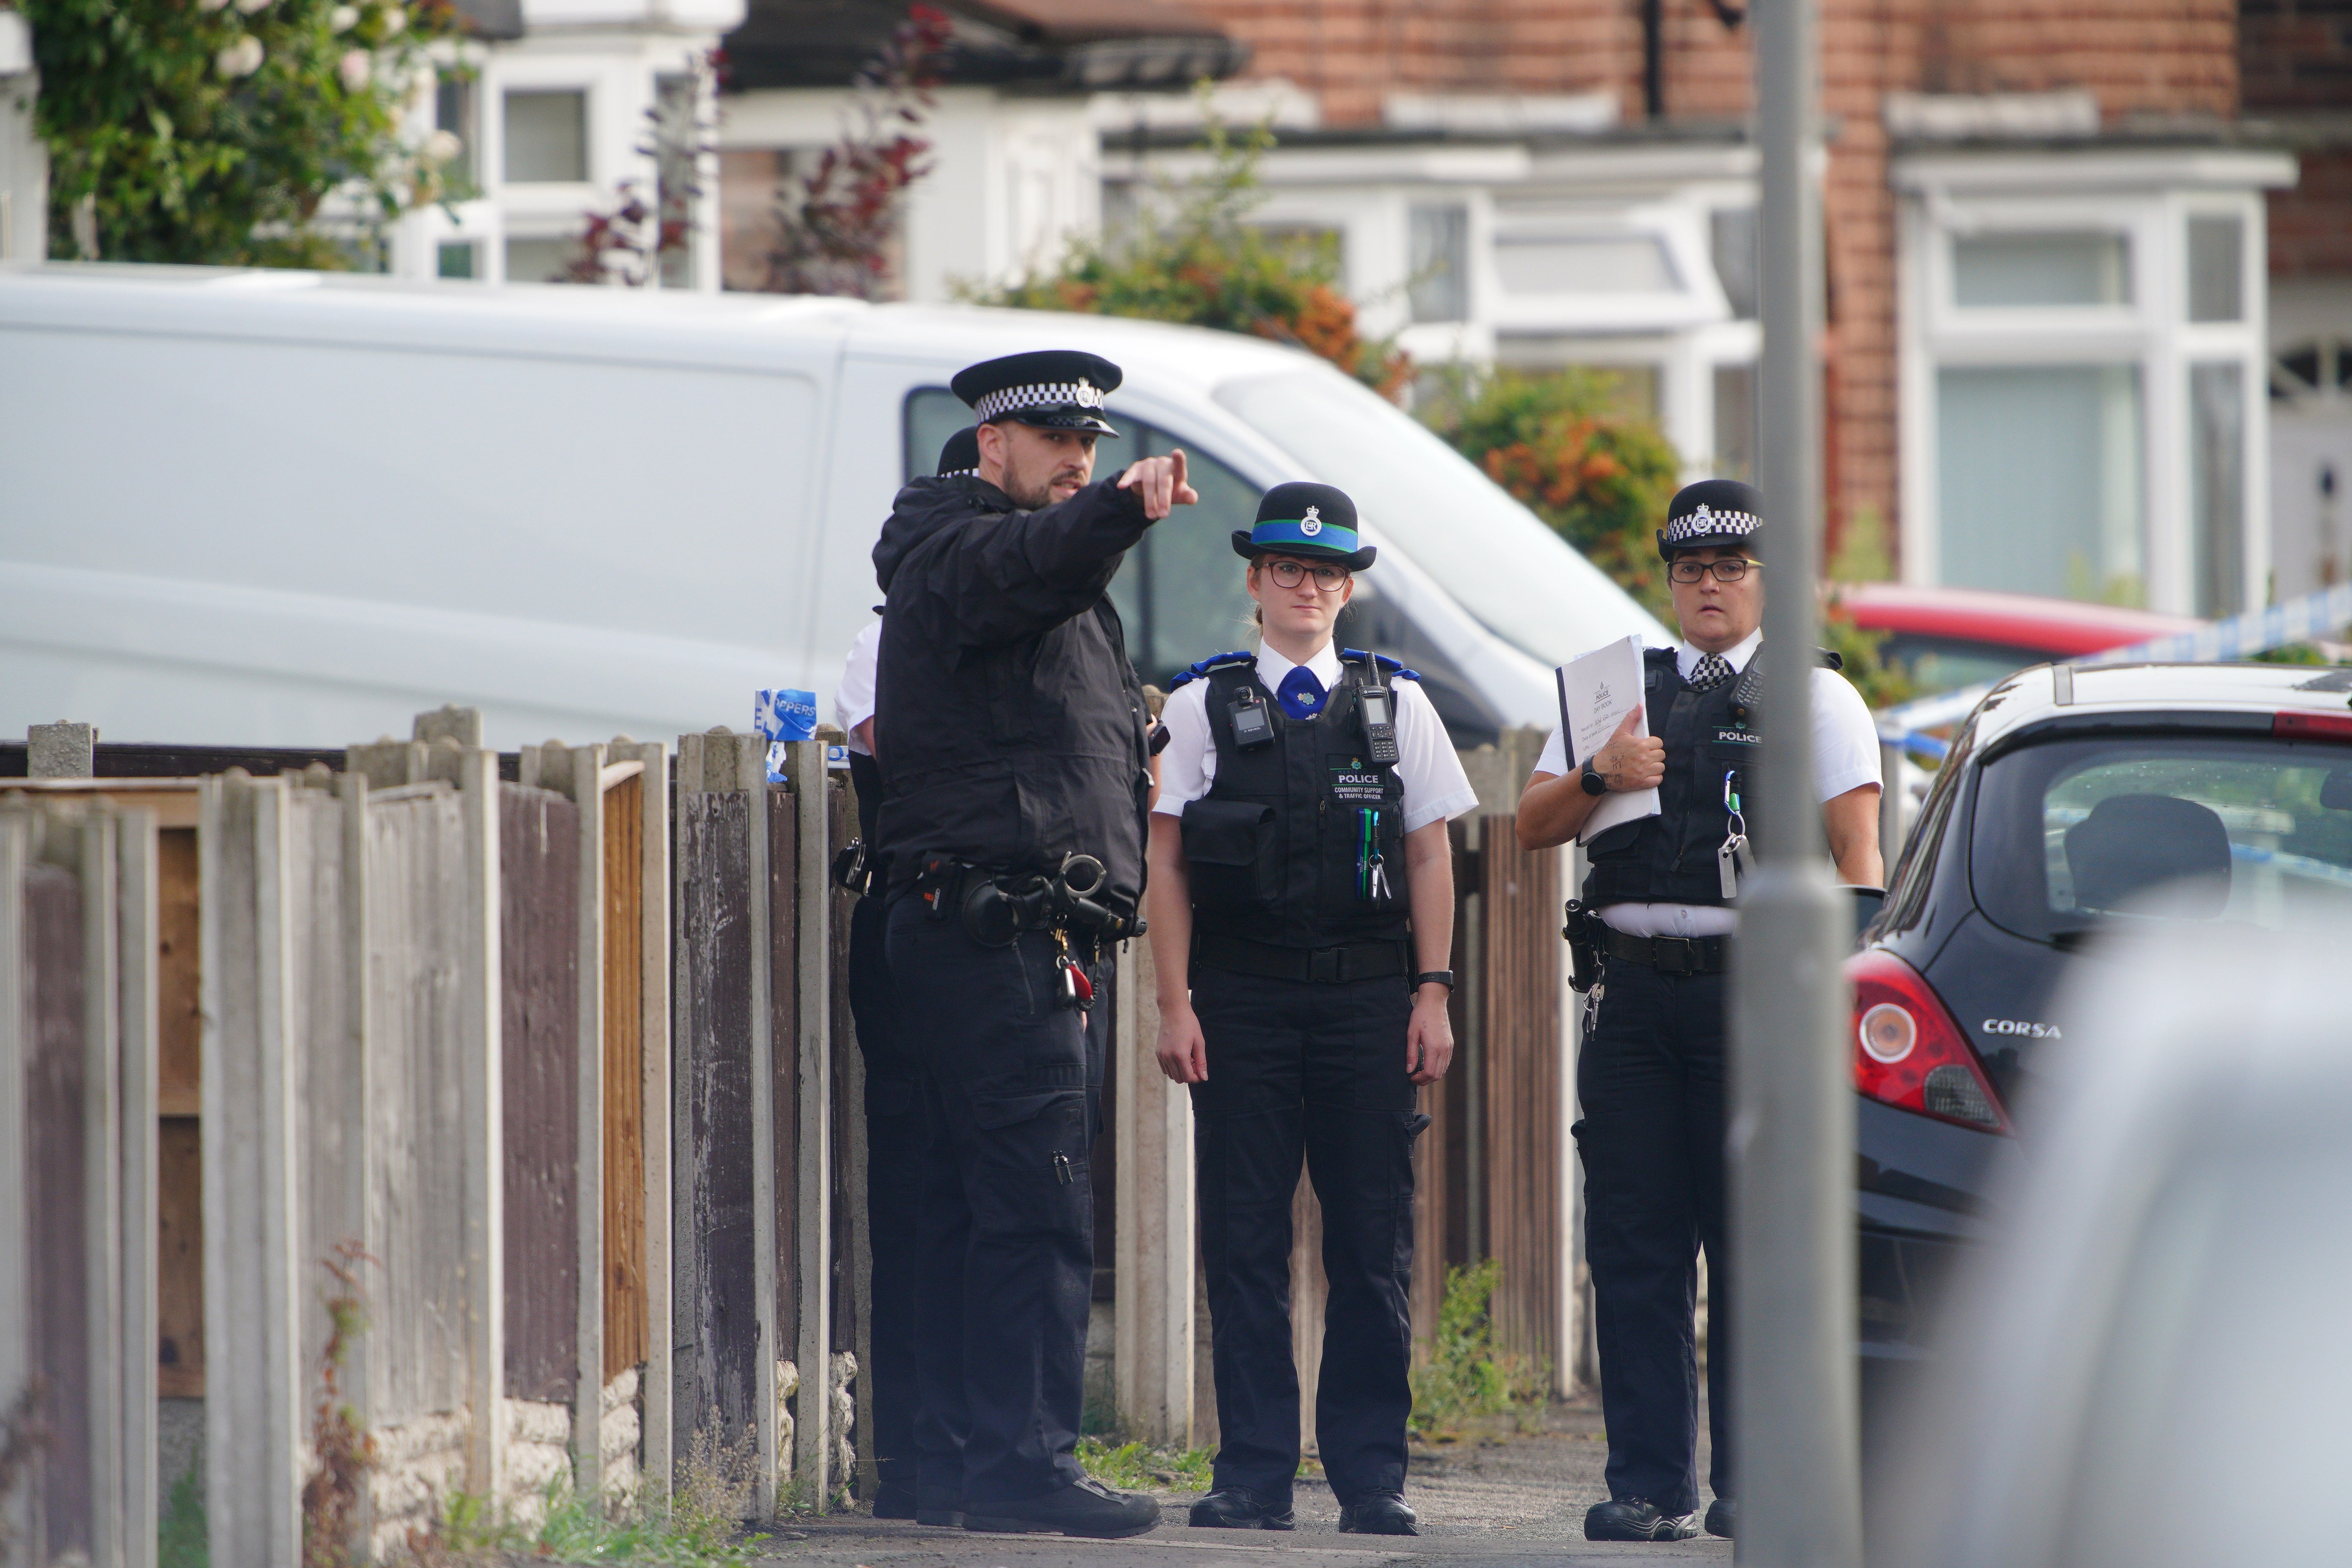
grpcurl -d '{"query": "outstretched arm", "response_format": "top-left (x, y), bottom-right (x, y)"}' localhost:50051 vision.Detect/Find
top-left (946, 453), bottom-right (1199, 647)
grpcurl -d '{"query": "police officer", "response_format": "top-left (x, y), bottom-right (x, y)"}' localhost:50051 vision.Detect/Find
top-left (1515, 479), bottom-right (1885, 1543)
top-left (870, 350), bottom-right (1196, 1538)
top-left (833, 424), bottom-right (980, 1520)
top-left (1146, 483), bottom-right (1477, 1536)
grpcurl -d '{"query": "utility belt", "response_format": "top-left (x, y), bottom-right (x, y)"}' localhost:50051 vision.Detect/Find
top-left (910, 851), bottom-right (1144, 953)
top-left (1192, 931), bottom-right (1410, 985)
top-left (1562, 899), bottom-right (1731, 989)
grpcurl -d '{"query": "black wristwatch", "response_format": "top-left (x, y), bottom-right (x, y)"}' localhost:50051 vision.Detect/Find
top-left (1414, 970), bottom-right (1455, 991)
top-left (1580, 756), bottom-right (1609, 796)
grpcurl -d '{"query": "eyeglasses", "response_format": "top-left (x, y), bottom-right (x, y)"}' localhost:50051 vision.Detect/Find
top-left (1668, 556), bottom-right (1763, 584)
top-left (1264, 559), bottom-right (1351, 592)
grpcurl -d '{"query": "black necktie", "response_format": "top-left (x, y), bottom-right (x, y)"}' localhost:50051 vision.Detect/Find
top-left (1687, 653), bottom-right (1736, 692)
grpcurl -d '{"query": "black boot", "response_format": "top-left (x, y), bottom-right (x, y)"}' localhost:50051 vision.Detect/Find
top-left (963, 1477), bottom-right (1162, 1539)
top-left (872, 1483), bottom-right (918, 1520)
top-left (1704, 1497), bottom-right (1735, 1539)
top-left (1585, 1498), bottom-right (1699, 1541)
top-left (1189, 1488), bottom-right (1295, 1530)
top-left (1336, 1494), bottom-right (1419, 1535)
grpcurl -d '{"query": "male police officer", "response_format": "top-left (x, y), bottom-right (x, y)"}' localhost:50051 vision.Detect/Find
top-left (1516, 479), bottom-right (1883, 1543)
top-left (833, 425), bottom-right (981, 1520)
top-left (870, 350), bottom-right (1195, 1538)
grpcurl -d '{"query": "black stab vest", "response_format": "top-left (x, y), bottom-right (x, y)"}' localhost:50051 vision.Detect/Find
top-left (1181, 656), bottom-right (1412, 950)
top-left (1581, 646), bottom-right (1767, 908)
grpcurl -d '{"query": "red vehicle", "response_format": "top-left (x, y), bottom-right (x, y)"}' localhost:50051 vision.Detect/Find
top-left (1834, 583), bottom-right (2206, 696)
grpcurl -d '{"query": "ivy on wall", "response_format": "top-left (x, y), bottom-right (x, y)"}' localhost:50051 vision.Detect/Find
top-left (27, 0), bottom-right (457, 266)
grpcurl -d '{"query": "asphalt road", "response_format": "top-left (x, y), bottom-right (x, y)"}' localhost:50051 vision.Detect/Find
top-left (751, 1398), bottom-right (1729, 1568)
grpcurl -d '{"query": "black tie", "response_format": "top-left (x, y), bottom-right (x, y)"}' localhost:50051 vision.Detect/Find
top-left (1687, 653), bottom-right (1736, 692)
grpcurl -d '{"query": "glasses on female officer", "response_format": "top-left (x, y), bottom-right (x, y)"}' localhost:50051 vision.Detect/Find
top-left (1264, 559), bottom-right (1351, 592)
top-left (1667, 556), bottom-right (1764, 584)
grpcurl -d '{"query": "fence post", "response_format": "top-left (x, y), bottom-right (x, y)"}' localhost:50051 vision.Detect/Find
top-left (0, 809), bottom-right (26, 1560)
top-left (113, 807), bottom-right (160, 1568)
top-left (740, 736), bottom-right (781, 1519)
top-left (782, 740), bottom-right (831, 1508)
top-left (454, 742), bottom-right (506, 1504)
top-left (610, 739), bottom-right (672, 1499)
top-left (200, 773), bottom-right (304, 1568)
top-left (1112, 936), bottom-right (1193, 1447)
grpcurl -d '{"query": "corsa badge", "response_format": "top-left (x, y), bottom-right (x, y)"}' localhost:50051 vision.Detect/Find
top-left (1981, 1018), bottom-right (2062, 1040)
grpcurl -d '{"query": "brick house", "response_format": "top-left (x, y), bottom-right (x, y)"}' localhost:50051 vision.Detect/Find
top-left (1152, 0), bottom-right (2342, 618)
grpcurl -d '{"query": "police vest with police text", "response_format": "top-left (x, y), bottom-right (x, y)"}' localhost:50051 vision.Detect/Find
top-left (1579, 644), bottom-right (1839, 908)
top-left (1178, 651), bottom-right (1414, 950)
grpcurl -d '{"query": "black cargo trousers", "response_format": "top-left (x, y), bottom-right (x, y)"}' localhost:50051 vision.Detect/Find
top-left (1190, 966), bottom-right (1427, 1509)
top-left (886, 891), bottom-right (1097, 1508)
top-left (846, 889), bottom-right (922, 1508)
top-left (1573, 958), bottom-right (1732, 1518)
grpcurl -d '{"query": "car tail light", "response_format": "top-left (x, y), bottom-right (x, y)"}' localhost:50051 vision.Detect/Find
top-left (1848, 949), bottom-right (2012, 1134)
top-left (2274, 710), bottom-right (2352, 742)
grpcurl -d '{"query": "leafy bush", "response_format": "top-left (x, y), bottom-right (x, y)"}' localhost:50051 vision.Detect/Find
top-left (1409, 1259), bottom-right (1549, 1440)
top-left (1419, 367), bottom-right (1683, 617)
top-left (968, 101), bottom-right (1409, 400)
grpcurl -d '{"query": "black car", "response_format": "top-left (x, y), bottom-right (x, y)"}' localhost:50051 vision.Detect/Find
top-left (1848, 659), bottom-right (2352, 1427)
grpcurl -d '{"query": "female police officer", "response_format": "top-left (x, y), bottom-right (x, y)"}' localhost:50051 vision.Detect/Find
top-left (1144, 482), bottom-right (1478, 1535)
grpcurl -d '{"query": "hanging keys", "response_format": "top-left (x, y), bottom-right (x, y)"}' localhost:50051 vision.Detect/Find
top-left (1718, 769), bottom-right (1750, 900)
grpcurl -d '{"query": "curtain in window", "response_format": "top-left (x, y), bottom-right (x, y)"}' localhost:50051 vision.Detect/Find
top-left (1937, 364), bottom-right (2143, 604)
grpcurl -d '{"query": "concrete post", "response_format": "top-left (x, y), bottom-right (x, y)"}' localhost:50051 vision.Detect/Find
top-left (29, 721), bottom-right (96, 779)
top-left (1877, 743), bottom-right (1907, 884)
top-left (1112, 937), bottom-right (1193, 1447)
top-left (783, 740), bottom-right (832, 1508)
top-left (454, 745), bottom-right (506, 1504)
top-left (0, 810), bottom-right (27, 1559)
top-left (1736, 0), bottom-right (1863, 1562)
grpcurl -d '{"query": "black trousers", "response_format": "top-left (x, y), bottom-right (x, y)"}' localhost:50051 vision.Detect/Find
top-left (1574, 958), bottom-right (1732, 1516)
top-left (887, 893), bottom-right (1095, 1506)
top-left (1190, 966), bottom-right (1425, 1507)
top-left (847, 892), bottom-right (921, 1505)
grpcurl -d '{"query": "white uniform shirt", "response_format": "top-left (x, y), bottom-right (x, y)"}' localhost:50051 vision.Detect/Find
top-left (1531, 629), bottom-right (1882, 937)
top-left (1155, 642), bottom-right (1480, 834)
top-left (834, 619), bottom-right (882, 756)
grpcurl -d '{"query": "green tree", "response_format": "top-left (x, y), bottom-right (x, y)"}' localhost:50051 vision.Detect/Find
top-left (28, 0), bottom-right (457, 267)
top-left (967, 107), bottom-right (1410, 400)
top-left (1419, 366), bottom-right (1684, 615)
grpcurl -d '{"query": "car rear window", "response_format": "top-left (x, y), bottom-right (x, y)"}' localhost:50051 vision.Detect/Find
top-left (1970, 733), bottom-right (2352, 938)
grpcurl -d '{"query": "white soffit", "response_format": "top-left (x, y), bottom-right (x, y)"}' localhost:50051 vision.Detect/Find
top-left (1893, 146), bottom-right (2299, 196)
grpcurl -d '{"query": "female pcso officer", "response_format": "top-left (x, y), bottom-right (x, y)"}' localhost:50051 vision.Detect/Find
top-left (1145, 483), bottom-right (1480, 1537)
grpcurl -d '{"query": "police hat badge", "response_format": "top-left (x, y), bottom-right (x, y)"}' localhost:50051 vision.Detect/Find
top-left (950, 349), bottom-right (1123, 438)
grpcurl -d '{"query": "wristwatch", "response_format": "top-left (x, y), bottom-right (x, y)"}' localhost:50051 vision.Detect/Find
top-left (1580, 756), bottom-right (1608, 796)
top-left (1414, 970), bottom-right (1456, 991)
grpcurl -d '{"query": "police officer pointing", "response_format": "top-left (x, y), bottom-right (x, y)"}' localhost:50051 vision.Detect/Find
top-left (1515, 479), bottom-right (1883, 1543)
top-left (870, 350), bottom-right (1195, 1538)
top-left (1147, 484), bottom-right (1477, 1535)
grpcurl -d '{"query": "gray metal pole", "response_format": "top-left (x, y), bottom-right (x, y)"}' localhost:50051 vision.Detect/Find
top-left (1733, 0), bottom-right (1862, 1561)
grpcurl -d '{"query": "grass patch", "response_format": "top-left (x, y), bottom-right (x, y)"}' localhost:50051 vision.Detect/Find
top-left (1410, 1259), bottom-right (1551, 1441)
top-left (160, 1464), bottom-right (208, 1568)
top-left (1075, 1437), bottom-right (1213, 1493)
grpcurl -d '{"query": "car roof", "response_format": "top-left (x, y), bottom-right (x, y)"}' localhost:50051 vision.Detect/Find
top-left (1968, 660), bottom-right (2352, 750)
top-left (1838, 582), bottom-right (2203, 657)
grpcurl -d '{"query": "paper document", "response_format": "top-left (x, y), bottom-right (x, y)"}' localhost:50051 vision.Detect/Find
top-left (1556, 634), bottom-right (1661, 843)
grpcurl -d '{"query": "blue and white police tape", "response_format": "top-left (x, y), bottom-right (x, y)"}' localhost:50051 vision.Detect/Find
top-left (1873, 580), bottom-right (2352, 752)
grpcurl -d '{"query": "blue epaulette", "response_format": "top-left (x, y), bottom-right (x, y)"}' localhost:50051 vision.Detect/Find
top-left (1341, 649), bottom-right (1421, 682)
top-left (1167, 650), bottom-right (1256, 690)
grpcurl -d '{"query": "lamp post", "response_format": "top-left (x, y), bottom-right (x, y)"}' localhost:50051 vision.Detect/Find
top-left (1732, 0), bottom-right (1863, 1561)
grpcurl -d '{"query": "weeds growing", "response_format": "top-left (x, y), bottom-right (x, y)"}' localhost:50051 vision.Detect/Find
top-left (1409, 1259), bottom-right (1552, 1440)
top-left (302, 1240), bottom-right (379, 1568)
top-left (1075, 1436), bottom-right (1213, 1492)
top-left (159, 1463), bottom-right (209, 1568)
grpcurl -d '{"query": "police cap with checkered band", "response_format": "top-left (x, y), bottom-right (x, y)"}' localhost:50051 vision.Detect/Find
top-left (950, 350), bottom-right (1123, 438)
top-left (1232, 481), bottom-right (1377, 572)
top-left (1656, 478), bottom-right (1766, 559)
top-left (935, 427), bottom-right (980, 477)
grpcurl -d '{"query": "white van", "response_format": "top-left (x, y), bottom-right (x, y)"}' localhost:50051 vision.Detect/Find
top-left (0, 264), bottom-right (1665, 749)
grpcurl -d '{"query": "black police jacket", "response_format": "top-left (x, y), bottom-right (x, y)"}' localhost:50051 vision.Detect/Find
top-left (1579, 644), bottom-right (1836, 908)
top-left (1180, 652), bottom-right (1413, 949)
top-left (870, 473), bottom-right (1155, 907)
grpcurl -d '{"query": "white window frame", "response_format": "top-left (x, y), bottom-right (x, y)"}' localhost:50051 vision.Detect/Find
top-left (1894, 150), bottom-right (2292, 616)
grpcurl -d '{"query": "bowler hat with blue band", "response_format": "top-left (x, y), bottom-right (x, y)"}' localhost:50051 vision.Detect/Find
top-left (1232, 481), bottom-right (1377, 572)
top-left (1656, 477), bottom-right (1766, 559)
top-left (950, 349), bottom-right (1123, 438)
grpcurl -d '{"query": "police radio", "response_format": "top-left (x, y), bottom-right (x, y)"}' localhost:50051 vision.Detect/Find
top-left (1357, 675), bottom-right (1401, 764)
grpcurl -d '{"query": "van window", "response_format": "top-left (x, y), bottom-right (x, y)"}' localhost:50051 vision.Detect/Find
top-left (901, 387), bottom-right (1256, 686)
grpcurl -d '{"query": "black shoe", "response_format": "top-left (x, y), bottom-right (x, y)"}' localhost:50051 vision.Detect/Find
top-left (1704, 1497), bottom-right (1733, 1538)
top-left (872, 1483), bottom-right (919, 1520)
top-left (1189, 1488), bottom-right (1295, 1530)
top-left (1585, 1498), bottom-right (1700, 1541)
top-left (964, 1476), bottom-right (1162, 1539)
top-left (914, 1497), bottom-right (965, 1527)
top-left (1336, 1493), bottom-right (1419, 1535)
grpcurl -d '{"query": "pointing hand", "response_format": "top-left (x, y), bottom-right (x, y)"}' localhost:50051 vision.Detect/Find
top-left (1116, 450), bottom-right (1200, 521)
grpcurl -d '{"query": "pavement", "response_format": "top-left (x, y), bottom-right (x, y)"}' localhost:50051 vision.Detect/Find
top-left (751, 1399), bottom-right (1729, 1568)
